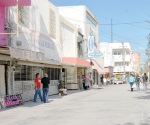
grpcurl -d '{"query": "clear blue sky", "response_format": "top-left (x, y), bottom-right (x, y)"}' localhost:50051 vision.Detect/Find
top-left (50, 0), bottom-right (150, 67)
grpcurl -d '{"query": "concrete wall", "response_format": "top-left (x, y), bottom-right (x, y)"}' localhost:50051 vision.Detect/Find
top-left (14, 80), bottom-right (59, 101)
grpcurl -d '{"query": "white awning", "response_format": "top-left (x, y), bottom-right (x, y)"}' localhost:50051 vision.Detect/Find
top-left (91, 59), bottom-right (105, 74)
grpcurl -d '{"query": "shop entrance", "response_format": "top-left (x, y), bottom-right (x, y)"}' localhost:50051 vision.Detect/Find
top-left (0, 65), bottom-right (6, 96)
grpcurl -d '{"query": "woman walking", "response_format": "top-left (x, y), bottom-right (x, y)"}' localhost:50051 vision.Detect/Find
top-left (135, 73), bottom-right (141, 91)
top-left (33, 73), bottom-right (43, 102)
top-left (128, 74), bottom-right (135, 92)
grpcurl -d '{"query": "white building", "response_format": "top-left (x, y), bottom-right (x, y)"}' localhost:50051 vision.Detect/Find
top-left (0, 0), bottom-right (70, 101)
top-left (100, 42), bottom-right (133, 79)
top-left (59, 5), bottom-right (104, 85)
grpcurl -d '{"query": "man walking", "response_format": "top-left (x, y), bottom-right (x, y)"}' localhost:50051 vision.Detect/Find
top-left (142, 73), bottom-right (148, 91)
top-left (135, 73), bottom-right (141, 91)
top-left (33, 73), bottom-right (43, 102)
top-left (41, 73), bottom-right (50, 103)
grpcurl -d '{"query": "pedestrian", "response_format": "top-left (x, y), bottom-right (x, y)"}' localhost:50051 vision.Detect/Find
top-left (33, 73), bottom-right (43, 102)
top-left (101, 75), bottom-right (104, 85)
top-left (128, 74), bottom-right (135, 92)
top-left (142, 73), bottom-right (148, 91)
top-left (41, 73), bottom-right (50, 103)
top-left (135, 73), bottom-right (141, 91)
top-left (103, 77), bottom-right (107, 86)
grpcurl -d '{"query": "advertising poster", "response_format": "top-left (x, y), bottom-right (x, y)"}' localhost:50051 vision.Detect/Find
top-left (4, 94), bottom-right (23, 108)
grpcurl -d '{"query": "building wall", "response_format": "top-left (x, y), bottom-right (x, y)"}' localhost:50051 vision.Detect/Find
top-left (59, 6), bottom-right (85, 35)
top-left (100, 42), bottom-right (114, 67)
top-left (132, 51), bottom-right (140, 73)
top-left (58, 5), bottom-right (99, 56)
top-left (7, 0), bottom-right (61, 61)
top-left (60, 16), bottom-right (77, 58)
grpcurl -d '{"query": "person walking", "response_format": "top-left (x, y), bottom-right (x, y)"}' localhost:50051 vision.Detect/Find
top-left (41, 73), bottom-right (50, 103)
top-left (103, 77), bottom-right (107, 86)
top-left (135, 73), bottom-right (141, 91)
top-left (128, 74), bottom-right (135, 92)
top-left (33, 73), bottom-right (43, 102)
top-left (100, 75), bottom-right (104, 85)
top-left (142, 73), bottom-right (148, 91)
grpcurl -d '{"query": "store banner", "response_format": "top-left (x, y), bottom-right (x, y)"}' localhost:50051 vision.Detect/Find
top-left (88, 36), bottom-right (94, 55)
top-left (0, 94), bottom-right (23, 110)
top-left (88, 36), bottom-right (103, 57)
top-left (4, 94), bottom-right (23, 108)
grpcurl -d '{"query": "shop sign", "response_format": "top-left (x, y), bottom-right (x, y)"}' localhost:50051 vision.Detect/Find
top-left (4, 94), bottom-right (23, 108)
top-left (0, 94), bottom-right (23, 110)
top-left (88, 36), bottom-right (103, 57)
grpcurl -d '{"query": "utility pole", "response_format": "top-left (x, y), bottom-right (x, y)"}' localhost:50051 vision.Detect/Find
top-left (122, 42), bottom-right (126, 75)
top-left (111, 19), bottom-right (113, 43)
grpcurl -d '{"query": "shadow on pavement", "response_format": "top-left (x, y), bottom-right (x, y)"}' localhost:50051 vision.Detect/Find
top-left (115, 122), bottom-right (150, 125)
top-left (135, 95), bottom-right (150, 100)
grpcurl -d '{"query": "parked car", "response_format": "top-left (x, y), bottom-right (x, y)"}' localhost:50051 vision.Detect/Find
top-left (114, 78), bottom-right (123, 85)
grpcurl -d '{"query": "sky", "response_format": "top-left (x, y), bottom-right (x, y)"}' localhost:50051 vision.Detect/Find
top-left (50, 0), bottom-right (150, 67)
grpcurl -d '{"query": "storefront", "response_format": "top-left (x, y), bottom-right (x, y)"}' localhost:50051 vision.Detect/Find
top-left (14, 63), bottom-right (62, 101)
top-left (0, 47), bottom-right (68, 102)
top-left (62, 57), bottom-right (91, 90)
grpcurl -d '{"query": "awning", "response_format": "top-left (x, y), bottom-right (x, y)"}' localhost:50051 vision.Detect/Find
top-left (91, 59), bottom-right (104, 74)
top-left (103, 66), bottom-right (113, 74)
top-left (62, 57), bottom-right (90, 67)
top-left (0, 0), bottom-right (31, 6)
top-left (0, 46), bottom-right (75, 67)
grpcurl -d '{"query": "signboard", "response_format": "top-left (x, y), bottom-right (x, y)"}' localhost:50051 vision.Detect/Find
top-left (88, 36), bottom-right (94, 54)
top-left (88, 36), bottom-right (103, 57)
top-left (4, 94), bottom-right (23, 108)
top-left (88, 52), bottom-right (103, 57)
top-left (0, 94), bottom-right (23, 110)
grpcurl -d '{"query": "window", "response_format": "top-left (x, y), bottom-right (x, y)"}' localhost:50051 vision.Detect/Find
top-left (113, 50), bottom-right (123, 55)
top-left (67, 69), bottom-right (75, 83)
top-left (86, 16), bottom-right (96, 29)
top-left (49, 9), bottom-right (56, 38)
top-left (15, 66), bottom-right (21, 81)
top-left (14, 65), bottom-right (43, 81)
top-left (50, 68), bottom-right (55, 80)
top-left (18, 6), bottom-right (29, 26)
top-left (26, 66), bottom-right (32, 80)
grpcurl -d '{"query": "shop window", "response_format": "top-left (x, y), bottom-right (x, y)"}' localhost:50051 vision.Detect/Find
top-left (50, 68), bottom-right (55, 80)
top-left (67, 69), bottom-right (75, 83)
top-left (26, 66), bottom-right (32, 80)
top-left (21, 65), bottom-right (26, 81)
top-left (14, 66), bottom-right (21, 81)
top-left (54, 68), bottom-right (58, 80)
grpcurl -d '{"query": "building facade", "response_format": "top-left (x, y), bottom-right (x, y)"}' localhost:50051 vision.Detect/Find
top-left (100, 42), bottom-right (134, 80)
top-left (59, 5), bottom-right (103, 85)
top-left (0, 0), bottom-right (68, 101)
